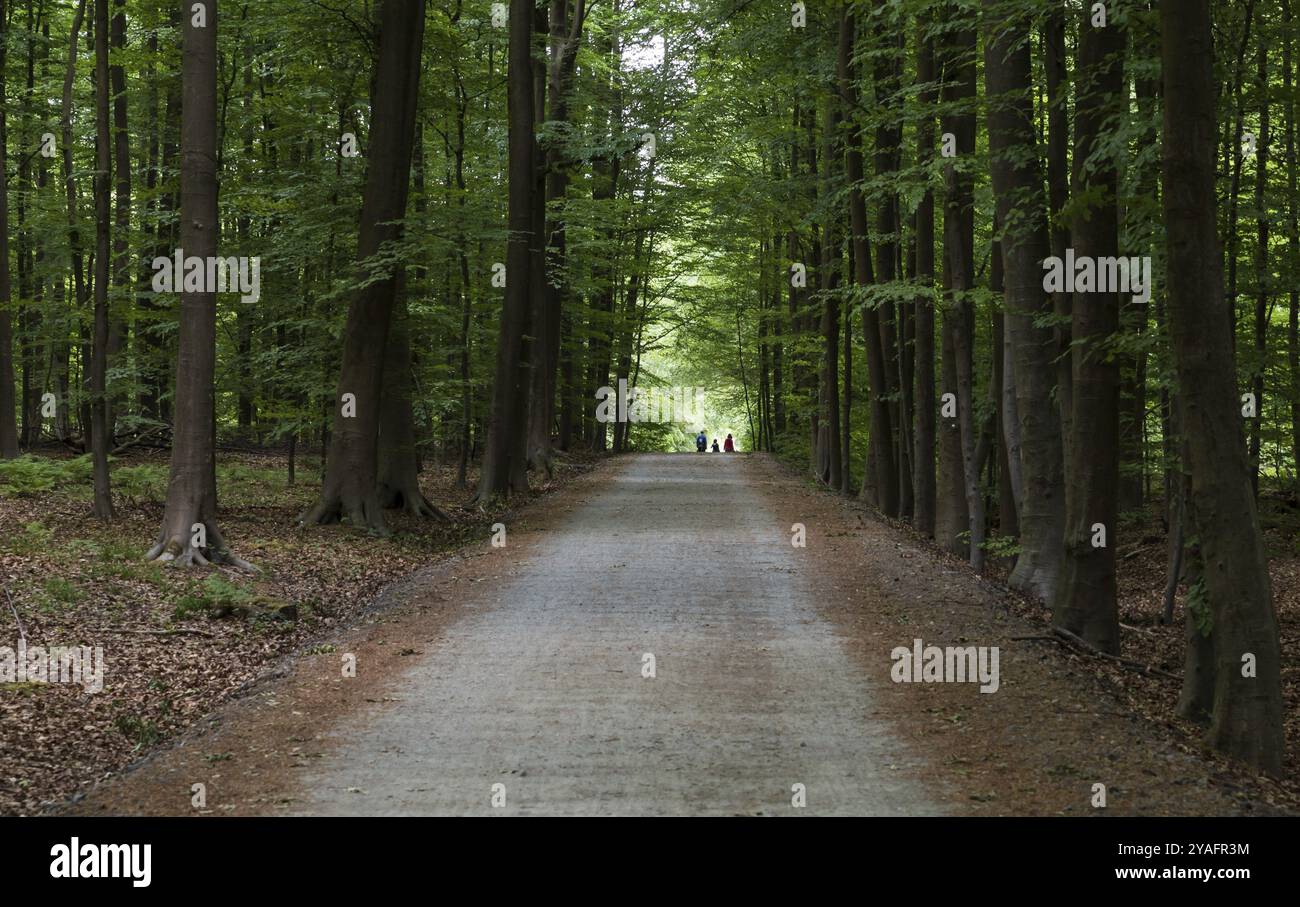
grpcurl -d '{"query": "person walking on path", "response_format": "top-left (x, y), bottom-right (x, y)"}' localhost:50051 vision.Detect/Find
top-left (724, 434), bottom-right (735, 452)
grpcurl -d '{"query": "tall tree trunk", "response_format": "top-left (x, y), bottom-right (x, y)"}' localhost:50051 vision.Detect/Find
top-left (1044, 2), bottom-right (1072, 467)
top-left (1053, 7), bottom-right (1125, 652)
top-left (839, 6), bottom-right (895, 513)
top-left (300, 0), bottom-right (427, 529)
top-left (818, 90), bottom-right (842, 491)
top-left (148, 0), bottom-right (245, 564)
top-left (1160, 0), bottom-right (1284, 774)
top-left (841, 257), bottom-right (852, 493)
top-left (984, 0), bottom-right (1065, 599)
top-left (526, 1), bottom-right (553, 474)
top-left (869, 1), bottom-right (906, 513)
top-left (0, 0), bottom-right (19, 458)
top-left (106, 0), bottom-right (128, 438)
top-left (939, 5), bottom-right (979, 565)
top-left (89, 0), bottom-right (113, 519)
top-left (479, 0), bottom-right (536, 498)
top-left (912, 10), bottom-right (936, 536)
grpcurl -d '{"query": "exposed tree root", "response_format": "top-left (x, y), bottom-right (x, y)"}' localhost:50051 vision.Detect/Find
top-left (145, 522), bottom-right (257, 571)
top-left (377, 482), bottom-right (453, 522)
top-left (299, 493), bottom-right (392, 537)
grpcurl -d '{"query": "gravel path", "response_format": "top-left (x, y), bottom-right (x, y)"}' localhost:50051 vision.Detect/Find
top-left (287, 453), bottom-right (942, 816)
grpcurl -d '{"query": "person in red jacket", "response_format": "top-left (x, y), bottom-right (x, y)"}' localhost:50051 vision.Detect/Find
top-left (723, 434), bottom-right (735, 452)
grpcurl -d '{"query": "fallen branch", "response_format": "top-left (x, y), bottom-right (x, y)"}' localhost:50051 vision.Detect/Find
top-left (112, 424), bottom-right (170, 456)
top-left (2, 580), bottom-right (27, 642)
top-left (1011, 627), bottom-right (1182, 681)
top-left (85, 627), bottom-right (216, 638)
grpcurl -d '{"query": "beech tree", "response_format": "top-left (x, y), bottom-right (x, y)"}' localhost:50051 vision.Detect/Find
top-left (147, 0), bottom-right (240, 564)
top-left (1053, 4), bottom-right (1125, 653)
top-left (90, 0), bottom-right (113, 520)
top-left (478, 0), bottom-right (536, 501)
top-left (982, 0), bottom-right (1065, 602)
top-left (0, 0), bottom-right (17, 459)
top-left (1161, 0), bottom-right (1285, 774)
top-left (300, 0), bottom-right (427, 531)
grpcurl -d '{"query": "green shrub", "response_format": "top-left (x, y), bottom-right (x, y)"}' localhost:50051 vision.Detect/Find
top-left (113, 464), bottom-right (168, 502)
top-left (0, 455), bottom-right (96, 496)
top-left (173, 573), bottom-right (254, 620)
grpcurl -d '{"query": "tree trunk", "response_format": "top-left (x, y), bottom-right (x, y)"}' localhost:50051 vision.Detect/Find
top-left (940, 8), bottom-right (980, 566)
top-left (1044, 3), bottom-right (1072, 468)
top-left (377, 279), bottom-right (449, 520)
top-left (148, 0), bottom-right (245, 565)
top-left (912, 11), bottom-right (936, 536)
top-left (0, 0), bottom-right (19, 459)
top-left (106, 0), bottom-right (129, 438)
top-left (984, 1), bottom-right (1065, 599)
top-left (1160, 0), bottom-right (1284, 775)
top-left (818, 91), bottom-right (842, 490)
top-left (839, 6), bottom-right (894, 513)
top-left (479, 0), bottom-right (536, 498)
top-left (89, 0), bottom-right (113, 519)
top-left (300, 0), bottom-right (426, 530)
top-left (1053, 7), bottom-right (1125, 653)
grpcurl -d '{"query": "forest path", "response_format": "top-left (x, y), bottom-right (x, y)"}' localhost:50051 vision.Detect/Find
top-left (285, 452), bottom-right (942, 816)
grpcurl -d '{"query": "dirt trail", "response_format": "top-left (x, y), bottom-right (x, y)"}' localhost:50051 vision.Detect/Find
top-left (66, 452), bottom-right (1287, 817)
top-left (284, 453), bottom-right (940, 816)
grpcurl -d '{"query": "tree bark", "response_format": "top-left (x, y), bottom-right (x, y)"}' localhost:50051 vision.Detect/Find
top-left (90, 0), bottom-right (113, 519)
top-left (300, 0), bottom-right (426, 530)
top-left (0, 0), bottom-right (19, 459)
top-left (479, 0), bottom-right (536, 498)
top-left (1053, 7), bottom-right (1124, 653)
top-left (148, 0), bottom-right (246, 565)
top-left (938, 6), bottom-right (979, 564)
top-left (1044, 2), bottom-right (1072, 466)
top-left (912, 11), bottom-right (936, 536)
top-left (984, 0), bottom-right (1065, 599)
top-left (1160, 0), bottom-right (1284, 774)
top-left (839, 6), bottom-right (895, 513)
top-left (817, 90), bottom-right (842, 491)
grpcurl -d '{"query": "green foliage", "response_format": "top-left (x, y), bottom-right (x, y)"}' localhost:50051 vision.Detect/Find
top-left (7, 522), bottom-right (55, 555)
top-left (113, 465), bottom-right (169, 503)
top-left (0, 456), bottom-right (93, 496)
top-left (114, 714), bottom-right (163, 750)
top-left (1187, 577), bottom-right (1214, 638)
top-left (37, 578), bottom-right (85, 612)
top-left (173, 575), bottom-right (255, 621)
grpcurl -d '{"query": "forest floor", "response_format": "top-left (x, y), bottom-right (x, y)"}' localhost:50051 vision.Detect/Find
top-left (14, 450), bottom-right (1296, 816)
top-left (0, 445), bottom-right (600, 816)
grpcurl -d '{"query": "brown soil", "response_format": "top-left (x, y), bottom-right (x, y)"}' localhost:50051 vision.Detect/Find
top-left (749, 454), bottom-right (1299, 815)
